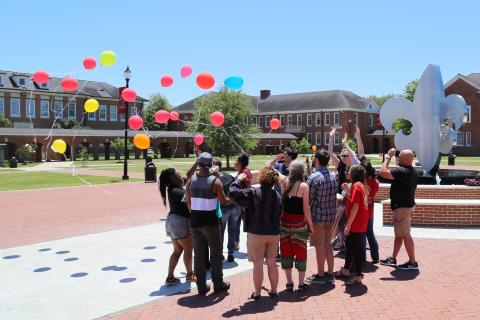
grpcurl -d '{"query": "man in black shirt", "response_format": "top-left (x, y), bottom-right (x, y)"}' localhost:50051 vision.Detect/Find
top-left (379, 148), bottom-right (419, 270)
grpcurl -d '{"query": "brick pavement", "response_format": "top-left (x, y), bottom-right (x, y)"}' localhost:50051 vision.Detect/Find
top-left (102, 237), bottom-right (480, 320)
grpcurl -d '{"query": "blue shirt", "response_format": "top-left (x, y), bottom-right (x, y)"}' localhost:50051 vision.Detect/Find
top-left (274, 162), bottom-right (289, 176)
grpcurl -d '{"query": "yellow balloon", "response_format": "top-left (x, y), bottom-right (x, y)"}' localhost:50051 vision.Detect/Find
top-left (312, 145), bottom-right (317, 151)
top-left (99, 50), bottom-right (117, 67)
top-left (84, 99), bottom-right (99, 113)
top-left (51, 139), bottom-right (67, 154)
top-left (133, 134), bottom-right (150, 150)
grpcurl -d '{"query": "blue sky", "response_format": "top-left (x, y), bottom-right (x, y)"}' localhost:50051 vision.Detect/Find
top-left (1, 0), bottom-right (479, 106)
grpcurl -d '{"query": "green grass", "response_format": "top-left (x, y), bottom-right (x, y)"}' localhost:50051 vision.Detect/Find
top-left (0, 172), bottom-right (142, 191)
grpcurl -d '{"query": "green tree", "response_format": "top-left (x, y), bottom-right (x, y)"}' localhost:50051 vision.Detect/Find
top-left (345, 138), bottom-right (358, 152)
top-left (289, 137), bottom-right (311, 154)
top-left (143, 93), bottom-right (172, 131)
top-left (366, 94), bottom-right (396, 107)
top-left (403, 79), bottom-right (418, 102)
top-left (188, 88), bottom-right (259, 168)
top-left (0, 113), bottom-right (12, 127)
top-left (392, 119), bottom-right (412, 135)
top-left (111, 137), bottom-right (133, 161)
top-left (16, 143), bottom-right (35, 163)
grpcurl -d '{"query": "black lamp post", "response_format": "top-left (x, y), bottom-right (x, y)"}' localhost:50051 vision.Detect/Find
top-left (122, 66), bottom-right (132, 180)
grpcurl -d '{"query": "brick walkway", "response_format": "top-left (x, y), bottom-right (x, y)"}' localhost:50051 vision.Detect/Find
top-left (103, 237), bottom-right (480, 320)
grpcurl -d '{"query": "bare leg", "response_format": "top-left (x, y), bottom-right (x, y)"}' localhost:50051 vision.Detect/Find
top-left (284, 268), bottom-right (293, 285)
top-left (252, 261), bottom-right (263, 296)
top-left (266, 258), bottom-right (279, 294)
top-left (177, 236), bottom-right (193, 274)
top-left (403, 234), bottom-right (416, 263)
top-left (315, 245), bottom-right (326, 276)
top-left (299, 270), bottom-right (306, 286)
top-left (168, 239), bottom-right (184, 278)
top-left (325, 244), bottom-right (334, 274)
top-left (392, 237), bottom-right (403, 259)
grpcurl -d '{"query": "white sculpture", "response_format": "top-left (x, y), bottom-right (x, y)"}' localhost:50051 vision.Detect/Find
top-left (380, 64), bottom-right (467, 174)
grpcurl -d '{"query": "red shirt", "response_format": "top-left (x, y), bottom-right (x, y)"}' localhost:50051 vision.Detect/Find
top-left (365, 178), bottom-right (379, 220)
top-left (240, 168), bottom-right (252, 189)
top-left (346, 182), bottom-right (369, 233)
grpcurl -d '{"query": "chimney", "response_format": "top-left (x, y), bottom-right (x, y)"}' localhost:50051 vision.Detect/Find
top-left (260, 90), bottom-right (271, 100)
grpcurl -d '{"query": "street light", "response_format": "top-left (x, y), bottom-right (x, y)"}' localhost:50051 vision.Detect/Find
top-left (122, 66), bottom-right (132, 180)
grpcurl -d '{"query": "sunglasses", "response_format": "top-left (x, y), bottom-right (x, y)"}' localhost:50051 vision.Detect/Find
top-left (341, 154), bottom-right (350, 158)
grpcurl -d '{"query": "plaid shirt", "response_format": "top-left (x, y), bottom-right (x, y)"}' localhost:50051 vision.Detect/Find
top-left (307, 167), bottom-right (338, 224)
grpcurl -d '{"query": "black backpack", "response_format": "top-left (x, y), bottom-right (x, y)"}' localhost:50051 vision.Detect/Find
top-left (218, 171), bottom-right (235, 196)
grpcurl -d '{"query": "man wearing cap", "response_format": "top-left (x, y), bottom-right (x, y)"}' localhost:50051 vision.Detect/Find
top-left (186, 152), bottom-right (231, 295)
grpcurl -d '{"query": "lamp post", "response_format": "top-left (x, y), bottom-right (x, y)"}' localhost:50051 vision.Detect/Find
top-left (348, 118), bottom-right (352, 137)
top-left (122, 66), bottom-right (132, 180)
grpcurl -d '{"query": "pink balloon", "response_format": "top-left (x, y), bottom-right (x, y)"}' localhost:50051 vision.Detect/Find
top-left (155, 110), bottom-right (170, 124)
top-left (33, 70), bottom-right (49, 85)
top-left (161, 75), bottom-right (174, 87)
top-left (169, 111), bottom-right (179, 121)
top-left (61, 76), bottom-right (78, 92)
top-left (122, 88), bottom-right (137, 102)
top-left (194, 134), bottom-right (204, 145)
top-left (128, 115), bottom-right (143, 130)
top-left (83, 57), bottom-right (97, 70)
top-left (180, 65), bottom-right (193, 78)
top-left (210, 111), bottom-right (225, 127)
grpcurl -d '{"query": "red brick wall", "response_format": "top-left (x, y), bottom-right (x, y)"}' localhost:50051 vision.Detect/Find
top-left (375, 184), bottom-right (480, 202)
top-left (383, 201), bottom-right (480, 227)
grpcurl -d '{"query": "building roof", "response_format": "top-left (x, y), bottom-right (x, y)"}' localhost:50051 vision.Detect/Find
top-left (174, 90), bottom-right (369, 114)
top-left (0, 70), bottom-right (147, 102)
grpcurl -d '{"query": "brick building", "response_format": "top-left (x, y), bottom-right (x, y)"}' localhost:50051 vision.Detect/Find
top-left (444, 73), bottom-right (480, 156)
top-left (175, 90), bottom-right (383, 154)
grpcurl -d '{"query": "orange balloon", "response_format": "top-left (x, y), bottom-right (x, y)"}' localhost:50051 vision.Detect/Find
top-left (196, 72), bottom-right (215, 90)
top-left (270, 118), bottom-right (280, 130)
top-left (133, 134), bottom-right (150, 150)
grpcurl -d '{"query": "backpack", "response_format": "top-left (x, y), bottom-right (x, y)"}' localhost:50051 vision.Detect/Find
top-left (218, 171), bottom-right (235, 196)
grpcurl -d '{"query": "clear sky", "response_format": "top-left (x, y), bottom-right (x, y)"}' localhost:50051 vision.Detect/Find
top-left (1, 0), bottom-right (479, 106)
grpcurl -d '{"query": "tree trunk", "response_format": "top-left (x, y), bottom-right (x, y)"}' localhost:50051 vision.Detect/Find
top-left (226, 155), bottom-right (230, 169)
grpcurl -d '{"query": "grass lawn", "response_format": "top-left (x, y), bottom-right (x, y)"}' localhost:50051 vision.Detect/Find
top-left (0, 171), bottom-right (142, 192)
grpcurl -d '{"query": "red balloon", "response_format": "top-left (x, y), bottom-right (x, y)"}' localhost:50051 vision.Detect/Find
top-left (83, 57), bottom-right (97, 70)
top-left (180, 65), bottom-right (192, 78)
top-left (161, 75), bottom-right (174, 87)
top-left (196, 72), bottom-right (215, 90)
top-left (33, 70), bottom-right (49, 84)
top-left (169, 111), bottom-right (179, 121)
top-left (155, 110), bottom-right (170, 124)
top-left (210, 111), bottom-right (224, 127)
top-left (194, 134), bottom-right (204, 145)
top-left (122, 88), bottom-right (137, 102)
top-left (61, 76), bottom-right (78, 92)
top-left (270, 118), bottom-right (280, 130)
top-left (128, 115), bottom-right (143, 130)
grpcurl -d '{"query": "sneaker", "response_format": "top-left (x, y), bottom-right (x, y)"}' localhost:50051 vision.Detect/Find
top-left (198, 284), bottom-right (211, 296)
top-left (227, 254), bottom-right (235, 262)
top-left (397, 261), bottom-right (419, 270)
top-left (307, 274), bottom-right (326, 284)
top-left (214, 281), bottom-right (230, 293)
top-left (325, 273), bottom-right (335, 284)
top-left (380, 256), bottom-right (397, 267)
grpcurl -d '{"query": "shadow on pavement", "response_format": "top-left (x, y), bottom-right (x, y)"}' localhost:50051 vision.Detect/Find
top-left (222, 299), bottom-right (278, 317)
top-left (380, 269), bottom-right (420, 281)
top-left (178, 291), bottom-right (229, 308)
top-left (344, 283), bottom-right (368, 297)
top-left (362, 262), bottom-right (379, 273)
top-left (150, 282), bottom-right (192, 297)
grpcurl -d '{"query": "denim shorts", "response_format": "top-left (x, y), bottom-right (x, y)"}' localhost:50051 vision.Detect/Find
top-left (165, 214), bottom-right (190, 240)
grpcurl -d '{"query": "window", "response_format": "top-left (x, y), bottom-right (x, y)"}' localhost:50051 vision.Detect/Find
top-left (99, 105), bottom-right (107, 121)
top-left (40, 100), bottom-right (49, 118)
top-left (258, 116), bottom-right (263, 128)
top-left (466, 132), bottom-right (471, 147)
top-left (287, 115), bottom-right (292, 126)
top-left (280, 115), bottom-right (285, 127)
top-left (0, 77), bottom-right (3, 85)
top-left (297, 114), bottom-right (302, 126)
top-left (26, 99), bottom-right (35, 117)
top-left (306, 133), bottom-right (312, 143)
top-left (334, 132), bottom-right (340, 145)
top-left (456, 132), bottom-right (464, 146)
top-left (19, 78), bottom-right (26, 86)
top-left (41, 83), bottom-right (48, 89)
top-left (54, 101), bottom-right (63, 118)
top-left (368, 114), bottom-right (374, 127)
top-left (252, 116), bottom-right (257, 125)
top-left (130, 106), bottom-right (137, 116)
top-left (265, 115), bottom-right (270, 128)
top-left (324, 113), bottom-right (330, 126)
top-left (324, 132), bottom-right (329, 145)
top-left (307, 114), bottom-right (312, 127)
top-left (0, 98), bottom-right (4, 114)
top-left (10, 98), bottom-right (20, 117)
top-left (334, 112), bottom-right (340, 126)
top-left (316, 113), bottom-right (321, 126)
top-left (88, 110), bottom-right (96, 120)
top-left (316, 132), bottom-right (321, 145)
top-left (67, 102), bottom-right (76, 119)
top-left (354, 113), bottom-right (358, 126)
top-left (110, 106), bottom-right (118, 121)
top-left (466, 105), bottom-right (471, 123)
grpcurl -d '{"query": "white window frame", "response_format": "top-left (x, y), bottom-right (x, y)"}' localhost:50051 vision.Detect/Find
top-left (466, 105), bottom-right (471, 123)
top-left (307, 114), bottom-right (312, 127)
top-left (99, 105), bottom-right (107, 121)
top-left (316, 132), bottom-right (321, 145)
top-left (10, 98), bottom-right (20, 117)
top-left (67, 102), bottom-right (76, 119)
top-left (334, 132), bottom-right (340, 145)
top-left (26, 99), bottom-right (35, 118)
top-left (315, 113), bottom-right (321, 126)
top-left (324, 113), bottom-right (330, 126)
top-left (0, 98), bottom-right (4, 114)
top-left (265, 115), bottom-right (270, 128)
top-left (287, 115), bottom-right (292, 126)
top-left (88, 110), bottom-right (96, 120)
top-left (40, 100), bottom-right (49, 118)
top-left (368, 114), bottom-right (374, 127)
top-left (54, 101), bottom-right (63, 119)
top-left (334, 112), bottom-right (340, 126)
top-left (354, 113), bottom-right (358, 126)
top-left (456, 132), bottom-right (464, 146)
top-left (324, 132), bottom-right (329, 145)
top-left (110, 105), bottom-right (118, 121)
top-left (258, 116), bottom-right (263, 128)
top-left (18, 78), bottom-right (26, 86)
top-left (297, 114), bottom-right (302, 126)
top-left (466, 132), bottom-right (471, 147)
top-left (280, 115), bottom-right (285, 128)
top-left (306, 133), bottom-right (312, 143)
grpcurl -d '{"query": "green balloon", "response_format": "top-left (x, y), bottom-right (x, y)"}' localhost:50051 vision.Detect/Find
top-left (99, 50), bottom-right (117, 67)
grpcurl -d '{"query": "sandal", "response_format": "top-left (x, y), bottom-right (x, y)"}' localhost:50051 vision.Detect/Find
top-left (185, 273), bottom-right (197, 282)
top-left (165, 276), bottom-right (180, 285)
top-left (345, 276), bottom-right (363, 286)
top-left (297, 283), bottom-right (309, 292)
top-left (250, 292), bottom-right (261, 301)
top-left (286, 283), bottom-right (294, 291)
top-left (268, 291), bottom-right (279, 298)
top-left (333, 268), bottom-right (350, 278)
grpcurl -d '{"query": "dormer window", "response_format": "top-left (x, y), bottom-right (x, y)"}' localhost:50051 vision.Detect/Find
top-left (41, 82), bottom-right (48, 89)
top-left (19, 78), bottom-right (26, 86)
top-left (0, 76), bottom-right (3, 85)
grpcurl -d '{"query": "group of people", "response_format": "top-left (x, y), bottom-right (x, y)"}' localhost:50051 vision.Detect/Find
top-left (158, 127), bottom-right (419, 299)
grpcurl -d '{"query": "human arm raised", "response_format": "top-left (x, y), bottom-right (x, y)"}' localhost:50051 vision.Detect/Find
top-left (328, 128), bottom-right (340, 167)
top-left (354, 126), bottom-right (365, 156)
top-left (379, 148), bottom-right (396, 180)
